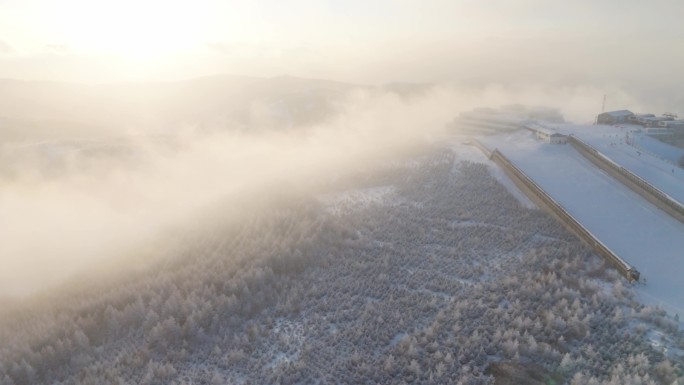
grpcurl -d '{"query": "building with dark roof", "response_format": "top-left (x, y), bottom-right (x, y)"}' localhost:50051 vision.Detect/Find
top-left (597, 110), bottom-right (634, 125)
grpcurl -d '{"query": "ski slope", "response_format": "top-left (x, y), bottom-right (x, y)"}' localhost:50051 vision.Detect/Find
top-left (551, 124), bottom-right (684, 205)
top-left (482, 131), bottom-right (684, 316)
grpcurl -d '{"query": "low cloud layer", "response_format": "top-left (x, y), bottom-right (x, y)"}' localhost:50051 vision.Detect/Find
top-left (0, 84), bottom-right (456, 296)
top-left (0, 74), bottom-right (677, 297)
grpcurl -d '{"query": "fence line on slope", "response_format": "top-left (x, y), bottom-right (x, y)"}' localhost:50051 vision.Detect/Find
top-left (472, 140), bottom-right (640, 282)
top-left (469, 138), bottom-right (492, 157)
top-left (567, 135), bottom-right (684, 225)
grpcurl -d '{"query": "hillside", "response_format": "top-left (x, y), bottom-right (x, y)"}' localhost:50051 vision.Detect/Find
top-left (0, 75), bottom-right (359, 141)
top-left (1, 144), bottom-right (681, 385)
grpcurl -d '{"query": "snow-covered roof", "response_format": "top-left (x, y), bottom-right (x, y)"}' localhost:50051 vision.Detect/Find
top-left (601, 110), bottom-right (633, 117)
top-left (639, 116), bottom-right (670, 123)
top-left (525, 123), bottom-right (565, 137)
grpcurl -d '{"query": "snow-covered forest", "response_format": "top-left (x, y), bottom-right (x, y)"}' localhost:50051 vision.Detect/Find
top-left (1, 145), bottom-right (682, 385)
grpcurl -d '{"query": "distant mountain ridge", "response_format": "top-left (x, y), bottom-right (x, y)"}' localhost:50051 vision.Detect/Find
top-left (0, 75), bottom-right (365, 141)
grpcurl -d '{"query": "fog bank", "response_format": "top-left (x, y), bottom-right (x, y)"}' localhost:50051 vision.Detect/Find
top-left (0, 75), bottom-right (675, 296)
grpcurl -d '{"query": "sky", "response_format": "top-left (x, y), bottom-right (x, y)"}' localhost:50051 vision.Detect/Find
top-left (1, 0), bottom-right (683, 87)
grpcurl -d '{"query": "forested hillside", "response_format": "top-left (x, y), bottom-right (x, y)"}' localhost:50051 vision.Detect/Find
top-left (1, 146), bottom-right (681, 385)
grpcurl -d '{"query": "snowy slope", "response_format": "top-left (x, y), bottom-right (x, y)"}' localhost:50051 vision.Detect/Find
top-left (482, 131), bottom-right (684, 316)
top-left (635, 135), bottom-right (684, 165)
top-left (550, 124), bottom-right (684, 205)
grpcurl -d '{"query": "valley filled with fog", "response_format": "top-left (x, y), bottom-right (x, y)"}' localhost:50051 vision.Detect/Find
top-left (1, 76), bottom-right (683, 384)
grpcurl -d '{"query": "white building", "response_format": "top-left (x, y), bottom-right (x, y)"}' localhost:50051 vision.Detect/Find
top-left (526, 124), bottom-right (567, 144)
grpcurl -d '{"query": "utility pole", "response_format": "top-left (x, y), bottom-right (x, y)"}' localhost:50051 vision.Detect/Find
top-left (602, 94), bottom-right (606, 113)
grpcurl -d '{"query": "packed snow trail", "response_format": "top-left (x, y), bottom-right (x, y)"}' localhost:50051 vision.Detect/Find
top-left (552, 124), bottom-right (684, 206)
top-left (483, 131), bottom-right (684, 316)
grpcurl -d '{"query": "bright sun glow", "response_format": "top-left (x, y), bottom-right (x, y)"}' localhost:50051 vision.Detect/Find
top-left (55, 0), bottom-right (212, 59)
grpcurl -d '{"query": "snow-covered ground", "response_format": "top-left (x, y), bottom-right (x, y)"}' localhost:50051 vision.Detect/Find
top-left (318, 186), bottom-right (398, 215)
top-left (550, 124), bottom-right (684, 205)
top-left (481, 130), bottom-right (684, 316)
top-left (450, 137), bottom-right (537, 209)
top-left (634, 134), bottom-right (684, 165)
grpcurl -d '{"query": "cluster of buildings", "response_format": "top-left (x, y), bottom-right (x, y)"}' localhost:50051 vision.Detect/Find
top-left (456, 105), bottom-right (565, 132)
top-left (597, 110), bottom-right (684, 135)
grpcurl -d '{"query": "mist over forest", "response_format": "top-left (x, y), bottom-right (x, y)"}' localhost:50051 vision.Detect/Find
top-left (0, 74), bottom-right (682, 385)
top-left (0, 75), bottom-right (453, 296)
top-left (0, 74), bottom-right (638, 297)
top-left (2, 1), bottom-right (684, 382)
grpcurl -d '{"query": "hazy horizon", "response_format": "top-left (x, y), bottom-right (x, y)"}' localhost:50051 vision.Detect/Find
top-left (1, 1), bottom-right (683, 97)
top-left (3, 0), bottom-right (684, 121)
